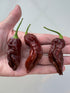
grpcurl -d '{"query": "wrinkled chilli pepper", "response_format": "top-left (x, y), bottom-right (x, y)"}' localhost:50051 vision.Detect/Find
top-left (7, 18), bottom-right (23, 70)
top-left (24, 24), bottom-right (43, 73)
top-left (44, 27), bottom-right (65, 75)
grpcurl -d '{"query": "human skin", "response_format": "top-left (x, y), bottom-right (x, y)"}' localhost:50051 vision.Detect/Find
top-left (0, 5), bottom-right (70, 76)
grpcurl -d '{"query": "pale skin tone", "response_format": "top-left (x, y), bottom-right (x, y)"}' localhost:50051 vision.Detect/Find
top-left (0, 5), bottom-right (70, 76)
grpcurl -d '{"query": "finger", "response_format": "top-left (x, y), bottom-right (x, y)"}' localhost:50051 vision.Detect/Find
top-left (63, 56), bottom-right (70, 65)
top-left (29, 65), bottom-right (65, 74)
top-left (34, 33), bottom-right (70, 45)
top-left (1, 5), bottom-right (21, 30)
top-left (16, 31), bottom-right (70, 45)
top-left (38, 55), bottom-right (70, 65)
top-left (42, 45), bottom-right (70, 54)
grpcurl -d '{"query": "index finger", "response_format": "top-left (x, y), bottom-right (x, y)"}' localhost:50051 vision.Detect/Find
top-left (34, 33), bottom-right (70, 45)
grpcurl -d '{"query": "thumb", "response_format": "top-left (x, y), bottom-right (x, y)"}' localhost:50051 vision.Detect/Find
top-left (2, 5), bottom-right (22, 30)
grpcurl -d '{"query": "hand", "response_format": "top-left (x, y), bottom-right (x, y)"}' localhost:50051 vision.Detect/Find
top-left (0, 5), bottom-right (70, 76)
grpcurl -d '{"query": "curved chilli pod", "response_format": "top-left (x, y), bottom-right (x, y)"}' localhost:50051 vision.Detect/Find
top-left (7, 18), bottom-right (23, 70)
top-left (24, 24), bottom-right (43, 73)
top-left (44, 27), bottom-right (65, 75)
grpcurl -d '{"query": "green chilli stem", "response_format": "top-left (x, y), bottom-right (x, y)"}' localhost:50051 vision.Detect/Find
top-left (13, 18), bottom-right (23, 39)
top-left (43, 26), bottom-right (63, 39)
top-left (25, 24), bottom-right (31, 35)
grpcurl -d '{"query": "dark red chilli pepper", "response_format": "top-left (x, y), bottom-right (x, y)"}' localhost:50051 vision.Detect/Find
top-left (24, 24), bottom-right (43, 73)
top-left (44, 27), bottom-right (65, 75)
top-left (7, 18), bottom-right (23, 70)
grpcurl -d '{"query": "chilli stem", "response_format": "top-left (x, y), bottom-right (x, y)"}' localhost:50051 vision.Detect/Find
top-left (43, 26), bottom-right (63, 39)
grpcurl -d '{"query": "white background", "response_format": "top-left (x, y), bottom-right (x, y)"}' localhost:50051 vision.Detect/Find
top-left (0, 0), bottom-right (70, 93)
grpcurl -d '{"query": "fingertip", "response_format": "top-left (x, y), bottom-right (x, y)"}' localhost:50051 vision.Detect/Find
top-left (9, 5), bottom-right (22, 20)
top-left (14, 5), bottom-right (22, 17)
top-left (2, 5), bottom-right (22, 30)
top-left (63, 66), bottom-right (65, 71)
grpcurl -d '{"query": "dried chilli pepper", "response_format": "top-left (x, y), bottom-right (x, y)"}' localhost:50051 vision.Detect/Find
top-left (44, 27), bottom-right (65, 75)
top-left (24, 24), bottom-right (43, 73)
top-left (7, 18), bottom-right (23, 70)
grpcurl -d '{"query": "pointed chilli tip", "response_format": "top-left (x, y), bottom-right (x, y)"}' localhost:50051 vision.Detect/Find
top-left (25, 24), bottom-right (31, 35)
top-left (43, 26), bottom-right (63, 39)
